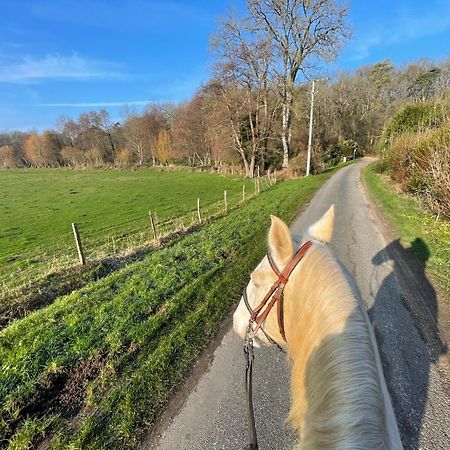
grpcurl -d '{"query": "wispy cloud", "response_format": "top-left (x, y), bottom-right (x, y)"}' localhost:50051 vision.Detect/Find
top-left (37, 100), bottom-right (154, 107)
top-left (346, 2), bottom-right (450, 62)
top-left (0, 53), bottom-right (124, 83)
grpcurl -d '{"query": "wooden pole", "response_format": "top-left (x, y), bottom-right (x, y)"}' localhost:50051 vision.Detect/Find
top-left (197, 198), bottom-right (201, 223)
top-left (149, 211), bottom-right (158, 244)
top-left (242, 184), bottom-right (246, 202)
top-left (224, 190), bottom-right (227, 212)
top-left (71, 223), bottom-right (86, 266)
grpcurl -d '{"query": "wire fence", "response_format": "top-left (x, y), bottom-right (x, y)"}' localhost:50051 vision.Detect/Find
top-left (1, 177), bottom-right (276, 293)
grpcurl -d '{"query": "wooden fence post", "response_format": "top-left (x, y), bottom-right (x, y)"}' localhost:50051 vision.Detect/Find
top-left (71, 223), bottom-right (86, 266)
top-left (224, 190), bottom-right (227, 212)
top-left (148, 211), bottom-right (159, 244)
top-left (242, 184), bottom-right (246, 202)
top-left (197, 198), bottom-right (202, 223)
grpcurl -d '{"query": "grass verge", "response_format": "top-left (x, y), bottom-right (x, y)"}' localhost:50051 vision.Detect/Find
top-left (363, 162), bottom-right (450, 295)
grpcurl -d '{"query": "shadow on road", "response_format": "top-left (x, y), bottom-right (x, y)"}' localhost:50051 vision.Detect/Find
top-left (370, 238), bottom-right (447, 450)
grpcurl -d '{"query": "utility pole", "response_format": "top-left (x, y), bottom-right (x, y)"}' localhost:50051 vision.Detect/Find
top-left (306, 79), bottom-right (315, 177)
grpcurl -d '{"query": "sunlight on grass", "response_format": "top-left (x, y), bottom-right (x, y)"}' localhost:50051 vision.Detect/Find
top-left (364, 163), bottom-right (450, 295)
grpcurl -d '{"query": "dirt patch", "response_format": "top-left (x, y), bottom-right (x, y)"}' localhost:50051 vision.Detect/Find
top-left (5, 350), bottom-right (108, 445)
top-left (57, 350), bottom-right (108, 417)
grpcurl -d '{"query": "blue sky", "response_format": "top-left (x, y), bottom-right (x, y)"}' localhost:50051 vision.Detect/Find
top-left (1, 0), bottom-right (449, 131)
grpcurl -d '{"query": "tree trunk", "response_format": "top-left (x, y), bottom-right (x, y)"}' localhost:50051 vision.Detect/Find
top-left (281, 91), bottom-right (293, 169)
top-left (242, 156), bottom-right (250, 178)
top-left (248, 155), bottom-right (256, 178)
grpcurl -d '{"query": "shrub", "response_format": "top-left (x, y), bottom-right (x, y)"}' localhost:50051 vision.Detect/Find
top-left (338, 139), bottom-right (359, 158)
top-left (384, 102), bottom-right (448, 143)
top-left (382, 117), bottom-right (450, 218)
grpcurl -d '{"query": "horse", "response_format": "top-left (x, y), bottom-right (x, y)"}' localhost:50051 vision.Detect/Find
top-left (233, 205), bottom-right (403, 449)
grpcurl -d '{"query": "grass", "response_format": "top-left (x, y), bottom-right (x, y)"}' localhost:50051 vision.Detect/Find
top-left (363, 162), bottom-right (450, 295)
top-left (0, 168), bottom-right (256, 291)
top-left (0, 167), bottom-right (341, 449)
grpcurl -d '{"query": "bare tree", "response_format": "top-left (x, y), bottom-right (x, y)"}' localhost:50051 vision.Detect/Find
top-left (248, 0), bottom-right (349, 167)
top-left (212, 13), bottom-right (279, 176)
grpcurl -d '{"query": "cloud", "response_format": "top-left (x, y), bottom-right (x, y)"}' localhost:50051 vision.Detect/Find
top-left (345, 2), bottom-right (450, 62)
top-left (0, 53), bottom-right (124, 83)
top-left (37, 100), bottom-right (154, 107)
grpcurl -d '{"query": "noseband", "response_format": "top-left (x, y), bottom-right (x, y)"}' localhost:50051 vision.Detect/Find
top-left (242, 240), bottom-right (313, 450)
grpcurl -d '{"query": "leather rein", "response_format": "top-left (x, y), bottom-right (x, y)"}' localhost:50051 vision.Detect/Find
top-left (242, 240), bottom-right (313, 450)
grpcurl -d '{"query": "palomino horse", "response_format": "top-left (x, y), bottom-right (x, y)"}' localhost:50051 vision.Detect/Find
top-left (233, 206), bottom-right (403, 449)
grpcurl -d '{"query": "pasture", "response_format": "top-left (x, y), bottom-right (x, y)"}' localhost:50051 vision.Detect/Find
top-left (0, 168), bottom-right (255, 291)
top-left (0, 168), bottom-right (341, 449)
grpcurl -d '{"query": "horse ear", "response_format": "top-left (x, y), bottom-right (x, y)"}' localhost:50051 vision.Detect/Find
top-left (268, 215), bottom-right (294, 268)
top-left (307, 204), bottom-right (335, 242)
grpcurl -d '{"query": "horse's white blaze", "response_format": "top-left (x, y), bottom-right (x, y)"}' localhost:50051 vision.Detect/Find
top-left (233, 280), bottom-right (271, 346)
top-left (232, 297), bottom-right (249, 340)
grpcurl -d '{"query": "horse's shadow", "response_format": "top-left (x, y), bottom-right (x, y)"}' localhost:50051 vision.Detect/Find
top-left (369, 238), bottom-right (447, 449)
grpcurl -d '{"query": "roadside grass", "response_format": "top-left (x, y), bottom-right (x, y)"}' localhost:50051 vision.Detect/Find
top-left (0, 167), bottom-right (343, 449)
top-left (0, 168), bottom-right (255, 292)
top-left (363, 163), bottom-right (450, 295)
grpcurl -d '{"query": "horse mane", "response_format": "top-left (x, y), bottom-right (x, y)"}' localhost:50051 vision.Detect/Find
top-left (282, 243), bottom-right (386, 449)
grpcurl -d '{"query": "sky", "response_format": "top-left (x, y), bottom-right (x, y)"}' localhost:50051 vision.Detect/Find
top-left (1, 0), bottom-right (449, 131)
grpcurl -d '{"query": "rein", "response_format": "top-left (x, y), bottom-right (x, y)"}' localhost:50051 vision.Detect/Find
top-left (242, 240), bottom-right (313, 450)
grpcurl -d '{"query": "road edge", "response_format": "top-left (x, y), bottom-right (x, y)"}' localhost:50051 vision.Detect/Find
top-left (360, 164), bottom-right (450, 377)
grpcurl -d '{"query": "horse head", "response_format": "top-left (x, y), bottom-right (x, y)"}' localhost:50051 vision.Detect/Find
top-left (233, 205), bottom-right (335, 346)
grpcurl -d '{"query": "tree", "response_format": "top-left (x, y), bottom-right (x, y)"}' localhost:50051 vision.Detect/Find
top-left (154, 129), bottom-right (172, 164)
top-left (77, 110), bottom-right (115, 163)
top-left (409, 68), bottom-right (441, 102)
top-left (247, 0), bottom-right (349, 167)
top-left (212, 13), bottom-right (279, 176)
top-left (0, 145), bottom-right (18, 168)
top-left (122, 104), bottom-right (170, 165)
top-left (24, 131), bottom-right (60, 167)
top-left (122, 116), bottom-right (148, 165)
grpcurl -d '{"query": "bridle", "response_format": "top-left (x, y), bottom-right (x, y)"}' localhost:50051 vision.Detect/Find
top-left (242, 240), bottom-right (314, 450)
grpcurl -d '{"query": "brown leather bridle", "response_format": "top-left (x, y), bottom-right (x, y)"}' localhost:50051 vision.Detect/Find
top-left (243, 240), bottom-right (314, 343)
top-left (242, 240), bottom-right (314, 450)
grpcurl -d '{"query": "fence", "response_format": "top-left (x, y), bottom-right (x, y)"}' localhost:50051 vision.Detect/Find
top-left (0, 177), bottom-right (276, 292)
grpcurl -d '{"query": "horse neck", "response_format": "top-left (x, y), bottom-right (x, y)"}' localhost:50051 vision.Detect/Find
top-left (283, 246), bottom-right (386, 449)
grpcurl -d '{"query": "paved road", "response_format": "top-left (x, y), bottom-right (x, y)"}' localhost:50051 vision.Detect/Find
top-left (148, 161), bottom-right (450, 450)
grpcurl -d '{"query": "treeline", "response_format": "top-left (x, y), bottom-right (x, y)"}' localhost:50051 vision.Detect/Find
top-left (1, 57), bottom-right (449, 175)
top-left (0, 1), bottom-right (449, 176)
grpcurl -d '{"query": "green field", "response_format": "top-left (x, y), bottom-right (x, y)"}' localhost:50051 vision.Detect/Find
top-left (363, 163), bottom-right (450, 294)
top-left (0, 168), bottom-right (255, 291)
top-left (0, 166), bottom-right (342, 449)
